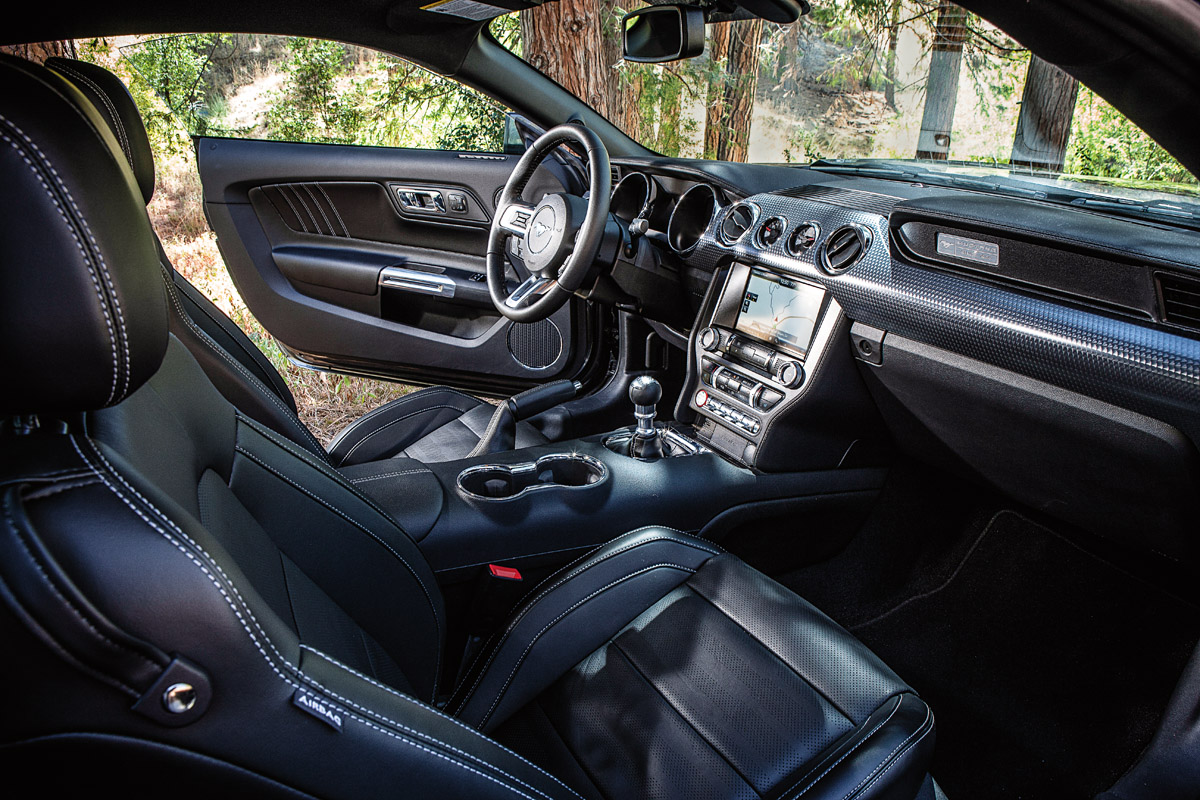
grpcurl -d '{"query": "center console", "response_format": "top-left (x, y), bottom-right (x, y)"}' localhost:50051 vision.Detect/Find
top-left (686, 262), bottom-right (843, 466)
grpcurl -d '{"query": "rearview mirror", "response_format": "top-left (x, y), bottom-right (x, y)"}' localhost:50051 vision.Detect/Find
top-left (622, 5), bottom-right (706, 63)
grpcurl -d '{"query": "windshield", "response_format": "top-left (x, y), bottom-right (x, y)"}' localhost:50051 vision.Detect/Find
top-left (490, 1), bottom-right (1198, 207)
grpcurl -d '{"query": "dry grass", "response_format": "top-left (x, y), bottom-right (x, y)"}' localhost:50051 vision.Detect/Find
top-left (151, 153), bottom-right (414, 446)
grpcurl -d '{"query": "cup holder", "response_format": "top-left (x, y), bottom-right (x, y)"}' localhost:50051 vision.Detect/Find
top-left (457, 453), bottom-right (608, 502)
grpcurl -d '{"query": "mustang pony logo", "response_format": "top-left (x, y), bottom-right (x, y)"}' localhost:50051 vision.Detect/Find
top-left (532, 221), bottom-right (551, 238)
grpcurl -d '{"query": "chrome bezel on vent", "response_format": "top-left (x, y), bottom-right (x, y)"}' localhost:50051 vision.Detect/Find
top-left (819, 224), bottom-right (873, 274)
top-left (754, 216), bottom-right (788, 249)
top-left (785, 221), bottom-right (821, 257)
top-left (719, 202), bottom-right (760, 246)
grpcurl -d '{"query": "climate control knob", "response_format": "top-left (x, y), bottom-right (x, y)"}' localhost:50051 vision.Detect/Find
top-left (698, 327), bottom-right (720, 352)
top-left (776, 360), bottom-right (805, 389)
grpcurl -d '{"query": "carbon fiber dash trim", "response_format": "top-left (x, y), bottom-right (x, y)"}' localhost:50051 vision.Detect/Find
top-left (684, 190), bottom-right (1200, 445)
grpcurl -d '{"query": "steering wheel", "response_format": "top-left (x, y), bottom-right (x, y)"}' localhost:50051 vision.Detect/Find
top-left (488, 124), bottom-right (611, 322)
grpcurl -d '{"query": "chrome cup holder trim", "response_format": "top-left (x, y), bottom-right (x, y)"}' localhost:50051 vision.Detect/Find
top-left (456, 452), bottom-right (609, 502)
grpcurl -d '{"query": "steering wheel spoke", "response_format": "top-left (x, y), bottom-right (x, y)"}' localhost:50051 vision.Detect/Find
top-left (497, 201), bottom-right (537, 238)
top-left (487, 124), bottom-right (611, 322)
top-left (504, 274), bottom-right (556, 309)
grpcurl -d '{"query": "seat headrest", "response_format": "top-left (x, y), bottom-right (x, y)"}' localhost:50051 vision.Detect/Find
top-left (45, 57), bottom-right (156, 205)
top-left (0, 55), bottom-right (167, 415)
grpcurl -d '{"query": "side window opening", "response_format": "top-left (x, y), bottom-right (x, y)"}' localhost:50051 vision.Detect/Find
top-left (120, 33), bottom-right (508, 153)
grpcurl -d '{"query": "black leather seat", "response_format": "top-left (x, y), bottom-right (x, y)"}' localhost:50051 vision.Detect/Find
top-left (0, 56), bottom-right (934, 799)
top-left (41, 56), bottom-right (549, 467)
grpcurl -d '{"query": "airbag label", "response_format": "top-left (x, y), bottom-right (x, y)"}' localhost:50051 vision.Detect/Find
top-left (937, 233), bottom-right (999, 266)
top-left (293, 688), bottom-right (343, 732)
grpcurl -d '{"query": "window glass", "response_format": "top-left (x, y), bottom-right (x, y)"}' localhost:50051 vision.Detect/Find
top-left (489, 2), bottom-right (1197, 200)
top-left (121, 34), bottom-right (508, 152)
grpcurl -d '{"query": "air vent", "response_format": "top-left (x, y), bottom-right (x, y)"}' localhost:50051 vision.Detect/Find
top-left (720, 202), bottom-right (757, 244)
top-left (611, 165), bottom-right (621, 186)
top-left (1158, 272), bottom-right (1200, 331)
top-left (821, 224), bottom-right (872, 274)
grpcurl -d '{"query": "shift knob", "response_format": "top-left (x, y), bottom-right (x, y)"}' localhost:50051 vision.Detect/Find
top-left (628, 376), bottom-right (663, 458)
top-left (629, 376), bottom-right (662, 408)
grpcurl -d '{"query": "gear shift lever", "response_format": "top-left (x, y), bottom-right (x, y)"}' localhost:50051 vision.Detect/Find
top-left (628, 376), bottom-right (664, 459)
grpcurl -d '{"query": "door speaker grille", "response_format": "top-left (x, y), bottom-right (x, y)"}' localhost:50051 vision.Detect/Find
top-left (508, 319), bottom-right (562, 369)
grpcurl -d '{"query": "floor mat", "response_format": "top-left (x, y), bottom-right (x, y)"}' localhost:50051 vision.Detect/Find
top-left (784, 509), bottom-right (1200, 799)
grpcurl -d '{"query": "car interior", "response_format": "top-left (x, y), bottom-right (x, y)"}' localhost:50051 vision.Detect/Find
top-left (2, 1), bottom-right (1199, 799)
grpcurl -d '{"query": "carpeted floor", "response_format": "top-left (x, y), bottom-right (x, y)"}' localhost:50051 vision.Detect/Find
top-left (775, 472), bottom-right (1200, 800)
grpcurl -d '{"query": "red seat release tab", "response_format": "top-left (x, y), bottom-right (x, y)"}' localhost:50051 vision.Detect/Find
top-left (488, 564), bottom-right (522, 581)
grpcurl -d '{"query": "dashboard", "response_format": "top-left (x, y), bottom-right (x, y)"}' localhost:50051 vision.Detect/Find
top-left (606, 158), bottom-right (1200, 560)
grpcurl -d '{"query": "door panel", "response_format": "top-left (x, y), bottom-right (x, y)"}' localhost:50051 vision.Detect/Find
top-left (198, 136), bottom-right (596, 395)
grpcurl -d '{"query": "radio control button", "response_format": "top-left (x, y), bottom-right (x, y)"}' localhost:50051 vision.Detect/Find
top-left (758, 388), bottom-right (784, 410)
top-left (699, 327), bottom-right (720, 352)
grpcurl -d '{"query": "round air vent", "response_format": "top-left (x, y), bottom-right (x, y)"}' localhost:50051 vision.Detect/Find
top-left (719, 202), bottom-right (757, 244)
top-left (820, 224), bottom-right (873, 274)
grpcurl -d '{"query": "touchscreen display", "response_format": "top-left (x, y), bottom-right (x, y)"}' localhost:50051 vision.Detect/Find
top-left (734, 269), bottom-right (825, 357)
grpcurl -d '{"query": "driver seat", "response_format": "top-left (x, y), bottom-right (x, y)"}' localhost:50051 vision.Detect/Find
top-left (43, 56), bottom-right (550, 468)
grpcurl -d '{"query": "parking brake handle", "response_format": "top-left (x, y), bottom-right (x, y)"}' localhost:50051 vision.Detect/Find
top-left (470, 379), bottom-right (581, 457)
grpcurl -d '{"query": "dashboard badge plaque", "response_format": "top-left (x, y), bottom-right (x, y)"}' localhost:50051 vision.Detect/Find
top-left (937, 233), bottom-right (999, 266)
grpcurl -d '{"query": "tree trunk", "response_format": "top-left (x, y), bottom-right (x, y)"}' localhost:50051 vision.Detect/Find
top-left (915, 0), bottom-right (967, 160)
top-left (1010, 55), bottom-right (1079, 172)
top-left (519, 0), bottom-right (633, 136)
top-left (716, 18), bottom-right (764, 163)
top-left (885, 0), bottom-right (901, 108)
top-left (0, 40), bottom-right (77, 63)
top-left (703, 23), bottom-right (732, 160)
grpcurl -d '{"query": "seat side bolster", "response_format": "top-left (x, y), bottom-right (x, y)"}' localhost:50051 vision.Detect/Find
top-left (451, 528), bottom-right (721, 732)
top-left (161, 265), bottom-right (325, 461)
top-left (327, 388), bottom-right (483, 467)
top-left (778, 693), bottom-right (935, 800)
top-left (171, 269), bottom-right (296, 412)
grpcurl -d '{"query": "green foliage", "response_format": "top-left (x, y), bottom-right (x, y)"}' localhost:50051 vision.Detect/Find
top-left (123, 34), bottom-right (234, 140)
top-left (264, 38), bottom-right (366, 145)
top-left (117, 33), bottom-right (506, 154)
top-left (1066, 87), bottom-right (1196, 186)
top-left (783, 129), bottom-right (824, 163)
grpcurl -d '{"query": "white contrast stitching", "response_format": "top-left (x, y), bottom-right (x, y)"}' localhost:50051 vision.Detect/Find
top-left (236, 414), bottom-right (393, 524)
top-left (842, 706), bottom-right (933, 800)
top-left (349, 469), bottom-right (433, 483)
top-left (299, 645), bottom-right (584, 800)
top-left (301, 184), bottom-right (335, 236)
top-left (72, 437), bottom-right (549, 799)
top-left (1, 492), bottom-right (158, 681)
top-left (52, 63), bottom-right (133, 165)
top-left (0, 116), bottom-right (119, 403)
top-left (337, 403), bottom-right (472, 466)
top-left (316, 183), bottom-right (350, 236)
top-left (233, 442), bottom-right (441, 691)
top-left (329, 387), bottom-right (479, 455)
top-left (163, 267), bottom-right (327, 458)
top-left (787, 696), bottom-right (904, 799)
top-left (475, 563), bottom-right (698, 728)
top-left (288, 185), bottom-right (321, 232)
top-left (272, 185), bottom-right (309, 233)
top-left (452, 526), bottom-right (706, 710)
